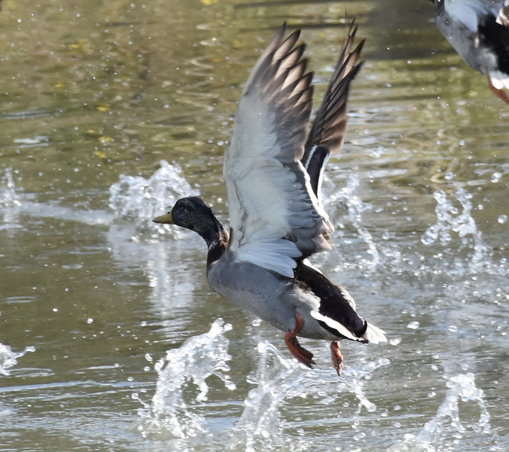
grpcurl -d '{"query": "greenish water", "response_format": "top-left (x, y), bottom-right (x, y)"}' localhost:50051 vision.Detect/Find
top-left (1, 1), bottom-right (508, 451)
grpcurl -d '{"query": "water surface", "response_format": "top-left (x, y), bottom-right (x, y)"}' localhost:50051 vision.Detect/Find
top-left (1, 0), bottom-right (508, 450)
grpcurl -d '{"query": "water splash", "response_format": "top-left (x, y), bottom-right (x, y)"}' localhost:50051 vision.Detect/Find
top-left (390, 373), bottom-right (491, 451)
top-left (225, 342), bottom-right (304, 452)
top-left (0, 168), bottom-right (20, 208)
top-left (134, 328), bottom-right (390, 450)
top-left (421, 187), bottom-right (492, 273)
top-left (331, 172), bottom-right (380, 268)
top-left (0, 343), bottom-right (35, 376)
top-left (0, 167), bottom-right (113, 226)
top-left (226, 341), bottom-right (390, 451)
top-left (109, 160), bottom-right (198, 229)
top-left (0, 168), bottom-right (22, 229)
top-left (136, 319), bottom-right (235, 442)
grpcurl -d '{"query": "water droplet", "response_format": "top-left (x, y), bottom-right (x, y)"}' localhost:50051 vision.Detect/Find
top-left (407, 321), bottom-right (419, 329)
top-left (445, 172), bottom-right (454, 181)
top-left (87, 318), bottom-right (94, 324)
top-left (497, 215), bottom-right (507, 224)
top-left (491, 172), bottom-right (502, 183)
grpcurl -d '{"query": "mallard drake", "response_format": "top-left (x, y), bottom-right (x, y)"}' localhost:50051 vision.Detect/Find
top-left (430, 0), bottom-right (509, 103)
top-left (154, 21), bottom-right (386, 375)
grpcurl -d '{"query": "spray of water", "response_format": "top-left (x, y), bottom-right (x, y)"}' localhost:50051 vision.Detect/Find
top-left (330, 172), bottom-right (380, 268)
top-left (390, 373), bottom-right (491, 452)
top-left (0, 343), bottom-right (35, 376)
top-left (109, 160), bottom-right (198, 230)
top-left (225, 342), bottom-right (388, 451)
top-left (225, 342), bottom-right (306, 452)
top-left (421, 187), bottom-right (493, 274)
top-left (0, 168), bottom-right (20, 208)
top-left (133, 326), bottom-right (390, 451)
top-left (135, 319), bottom-right (235, 443)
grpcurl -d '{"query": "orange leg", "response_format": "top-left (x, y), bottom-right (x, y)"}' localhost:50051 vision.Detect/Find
top-left (284, 313), bottom-right (315, 368)
top-left (487, 75), bottom-right (509, 104)
top-left (330, 341), bottom-right (343, 376)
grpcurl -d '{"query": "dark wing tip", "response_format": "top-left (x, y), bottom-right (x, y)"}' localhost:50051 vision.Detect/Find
top-left (303, 18), bottom-right (364, 181)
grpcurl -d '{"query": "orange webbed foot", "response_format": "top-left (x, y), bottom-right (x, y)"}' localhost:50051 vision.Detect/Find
top-left (284, 313), bottom-right (315, 368)
top-left (487, 75), bottom-right (509, 104)
top-left (330, 341), bottom-right (343, 376)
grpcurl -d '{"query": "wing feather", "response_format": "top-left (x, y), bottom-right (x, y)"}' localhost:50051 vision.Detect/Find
top-left (224, 24), bottom-right (333, 278)
top-left (302, 20), bottom-right (364, 202)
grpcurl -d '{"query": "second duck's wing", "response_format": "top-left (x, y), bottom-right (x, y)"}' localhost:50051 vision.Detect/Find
top-left (224, 24), bottom-right (332, 278)
top-left (302, 20), bottom-right (364, 200)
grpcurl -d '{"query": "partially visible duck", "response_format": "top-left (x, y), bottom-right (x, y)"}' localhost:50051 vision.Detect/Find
top-left (430, 0), bottom-right (509, 103)
top-left (154, 21), bottom-right (386, 375)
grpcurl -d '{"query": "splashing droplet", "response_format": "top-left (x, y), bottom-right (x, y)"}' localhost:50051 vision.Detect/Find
top-left (407, 321), bottom-right (419, 330)
top-left (491, 172), bottom-right (502, 183)
top-left (497, 215), bottom-right (507, 224)
top-left (137, 318), bottom-right (235, 440)
top-left (109, 160), bottom-right (198, 228)
top-left (0, 343), bottom-right (35, 376)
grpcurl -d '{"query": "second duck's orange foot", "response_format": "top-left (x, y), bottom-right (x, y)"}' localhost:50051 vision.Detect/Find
top-left (284, 314), bottom-right (315, 368)
top-left (487, 75), bottom-right (509, 104)
top-left (330, 341), bottom-right (343, 375)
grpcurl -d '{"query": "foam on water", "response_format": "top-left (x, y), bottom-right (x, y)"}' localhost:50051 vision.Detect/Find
top-left (0, 343), bottom-right (35, 376)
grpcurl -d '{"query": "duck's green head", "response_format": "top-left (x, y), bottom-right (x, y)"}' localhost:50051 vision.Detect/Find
top-left (153, 196), bottom-right (225, 245)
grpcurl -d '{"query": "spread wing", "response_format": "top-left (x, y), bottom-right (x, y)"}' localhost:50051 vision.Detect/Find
top-left (224, 24), bottom-right (332, 278)
top-left (302, 20), bottom-right (364, 201)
